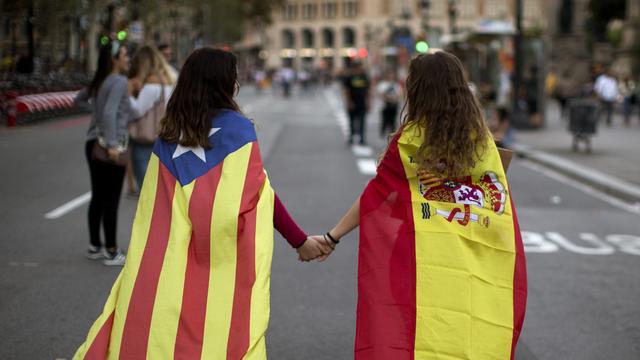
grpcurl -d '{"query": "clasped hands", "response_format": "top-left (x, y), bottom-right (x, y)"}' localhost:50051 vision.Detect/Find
top-left (296, 234), bottom-right (336, 262)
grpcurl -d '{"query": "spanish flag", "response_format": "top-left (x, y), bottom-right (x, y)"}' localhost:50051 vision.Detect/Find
top-left (357, 125), bottom-right (527, 359)
top-left (74, 110), bottom-right (274, 360)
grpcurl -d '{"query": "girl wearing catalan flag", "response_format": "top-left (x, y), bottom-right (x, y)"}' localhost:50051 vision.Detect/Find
top-left (312, 51), bottom-right (527, 359)
top-left (74, 48), bottom-right (331, 359)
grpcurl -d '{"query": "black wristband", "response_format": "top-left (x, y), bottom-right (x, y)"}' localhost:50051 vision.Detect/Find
top-left (325, 232), bottom-right (339, 244)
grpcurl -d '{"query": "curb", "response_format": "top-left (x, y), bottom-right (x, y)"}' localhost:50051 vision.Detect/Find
top-left (512, 143), bottom-right (640, 204)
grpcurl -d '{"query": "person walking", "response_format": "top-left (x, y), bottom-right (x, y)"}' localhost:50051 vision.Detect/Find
top-left (306, 51), bottom-right (527, 359)
top-left (73, 48), bottom-right (331, 359)
top-left (342, 61), bottom-right (370, 145)
top-left (594, 68), bottom-right (620, 126)
top-left (376, 70), bottom-right (402, 138)
top-left (127, 46), bottom-right (176, 190)
top-left (619, 76), bottom-right (637, 126)
top-left (75, 41), bottom-right (136, 266)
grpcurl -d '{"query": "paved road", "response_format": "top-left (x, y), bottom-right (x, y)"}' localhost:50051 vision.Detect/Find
top-left (0, 85), bottom-right (639, 359)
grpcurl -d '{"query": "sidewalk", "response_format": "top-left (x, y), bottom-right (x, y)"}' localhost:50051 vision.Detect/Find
top-left (513, 100), bottom-right (640, 203)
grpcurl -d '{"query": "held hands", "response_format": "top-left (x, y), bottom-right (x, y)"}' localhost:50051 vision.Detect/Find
top-left (296, 235), bottom-right (336, 262)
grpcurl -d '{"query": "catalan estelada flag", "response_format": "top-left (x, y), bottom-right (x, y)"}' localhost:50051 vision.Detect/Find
top-left (357, 124), bottom-right (527, 360)
top-left (74, 110), bottom-right (274, 360)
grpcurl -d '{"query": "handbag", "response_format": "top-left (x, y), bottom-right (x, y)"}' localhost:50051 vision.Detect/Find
top-left (91, 140), bottom-right (129, 167)
top-left (128, 83), bottom-right (166, 144)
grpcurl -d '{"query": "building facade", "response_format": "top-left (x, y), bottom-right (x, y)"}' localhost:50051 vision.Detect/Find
top-left (257, 0), bottom-right (548, 72)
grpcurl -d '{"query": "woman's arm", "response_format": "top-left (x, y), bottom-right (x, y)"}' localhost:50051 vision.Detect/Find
top-left (74, 88), bottom-right (89, 105)
top-left (101, 77), bottom-right (128, 148)
top-left (328, 196), bottom-right (360, 241)
top-left (273, 194), bottom-right (307, 248)
top-left (274, 193), bottom-right (333, 261)
top-left (129, 85), bottom-right (161, 119)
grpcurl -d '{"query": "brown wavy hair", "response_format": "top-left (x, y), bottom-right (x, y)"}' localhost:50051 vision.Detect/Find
top-left (402, 51), bottom-right (489, 178)
top-left (159, 48), bottom-right (240, 149)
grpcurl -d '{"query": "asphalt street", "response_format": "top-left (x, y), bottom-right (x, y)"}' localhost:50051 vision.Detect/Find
top-left (0, 85), bottom-right (639, 359)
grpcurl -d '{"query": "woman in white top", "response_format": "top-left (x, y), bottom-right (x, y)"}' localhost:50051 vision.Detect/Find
top-left (128, 46), bottom-right (176, 188)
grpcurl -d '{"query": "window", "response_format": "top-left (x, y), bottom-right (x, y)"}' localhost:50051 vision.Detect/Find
top-left (282, 29), bottom-right (296, 48)
top-left (484, 0), bottom-right (508, 18)
top-left (322, 1), bottom-right (338, 19)
top-left (302, 3), bottom-right (318, 20)
top-left (427, 0), bottom-right (445, 16)
top-left (283, 3), bottom-right (298, 21)
top-left (322, 28), bottom-right (335, 47)
top-left (342, 27), bottom-right (356, 47)
top-left (456, 0), bottom-right (476, 19)
top-left (524, 0), bottom-right (541, 19)
top-left (392, 0), bottom-right (412, 18)
top-left (344, 0), bottom-right (358, 18)
top-left (302, 28), bottom-right (315, 48)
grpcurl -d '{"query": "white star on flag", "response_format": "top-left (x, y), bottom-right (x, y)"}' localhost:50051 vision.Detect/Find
top-left (172, 128), bottom-right (221, 162)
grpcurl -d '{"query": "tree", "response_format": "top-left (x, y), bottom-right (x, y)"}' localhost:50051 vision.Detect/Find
top-left (585, 0), bottom-right (626, 42)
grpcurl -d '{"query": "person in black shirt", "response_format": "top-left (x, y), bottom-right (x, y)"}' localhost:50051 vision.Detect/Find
top-left (342, 61), bottom-right (371, 145)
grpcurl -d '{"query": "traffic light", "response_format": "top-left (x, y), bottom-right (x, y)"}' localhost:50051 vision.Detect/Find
top-left (415, 40), bottom-right (429, 53)
top-left (117, 30), bottom-right (127, 41)
top-left (415, 33), bottom-right (429, 54)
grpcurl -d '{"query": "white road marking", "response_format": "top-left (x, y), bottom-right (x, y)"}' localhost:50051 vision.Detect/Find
top-left (44, 191), bottom-right (91, 219)
top-left (352, 145), bottom-right (373, 157)
top-left (520, 160), bottom-right (640, 216)
top-left (323, 89), bottom-right (349, 137)
top-left (522, 231), bottom-right (640, 256)
top-left (323, 88), bottom-right (379, 176)
top-left (357, 159), bottom-right (377, 175)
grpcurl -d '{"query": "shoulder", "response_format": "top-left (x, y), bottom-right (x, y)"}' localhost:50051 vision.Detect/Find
top-left (212, 110), bottom-right (257, 146)
top-left (110, 75), bottom-right (129, 92)
top-left (214, 110), bottom-right (254, 131)
top-left (111, 74), bottom-right (128, 85)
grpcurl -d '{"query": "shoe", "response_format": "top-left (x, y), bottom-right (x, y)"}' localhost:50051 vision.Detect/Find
top-left (103, 249), bottom-right (126, 266)
top-left (85, 245), bottom-right (105, 260)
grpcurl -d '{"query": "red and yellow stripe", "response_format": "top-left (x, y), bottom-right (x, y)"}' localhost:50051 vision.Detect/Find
top-left (74, 141), bottom-right (274, 360)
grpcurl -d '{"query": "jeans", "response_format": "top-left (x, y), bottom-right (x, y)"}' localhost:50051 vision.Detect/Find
top-left (85, 140), bottom-right (126, 249)
top-left (131, 141), bottom-right (154, 189)
top-left (349, 107), bottom-right (367, 144)
top-left (381, 104), bottom-right (398, 137)
top-left (599, 100), bottom-right (614, 125)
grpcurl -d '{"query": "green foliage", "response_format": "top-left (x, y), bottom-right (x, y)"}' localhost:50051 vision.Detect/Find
top-left (585, 0), bottom-right (626, 42)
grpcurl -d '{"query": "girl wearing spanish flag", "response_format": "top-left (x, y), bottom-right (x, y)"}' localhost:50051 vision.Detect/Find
top-left (74, 48), bottom-right (331, 359)
top-left (312, 51), bottom-right (527, 360)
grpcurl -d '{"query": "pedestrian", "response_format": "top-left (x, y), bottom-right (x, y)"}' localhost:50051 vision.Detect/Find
top-left (127, 45), bottom-right (176, 190)
top-left (73, 48), bottom-right (332, 359)
top-left (279, 64), bottom-right (295, 98)
top-left (524, 65), bottom-right (541, 126)
top-left (594, 68), bottom-right (619, 126)
top-left (619, 76), bottom-right (637, 126)
top-left (342, 61), bottom-right (371, 145)
top-left (494, 68), bottom-right (514, 148)
top-left (376, 69), bottom-right (401, 139)
top-left (75, 41), bottom-right (135, 266)
top-left (157, 43), bottom-right (179, 81)
top-left (305, 51), bottom-right (527, 359)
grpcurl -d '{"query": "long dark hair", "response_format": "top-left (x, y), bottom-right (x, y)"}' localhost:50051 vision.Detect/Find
top-left (159, 48), bottom-right (240, 149)
top-left (88, 41), bottom-right (124, 97)
top-left (402, 51), bottom-right (489, 178)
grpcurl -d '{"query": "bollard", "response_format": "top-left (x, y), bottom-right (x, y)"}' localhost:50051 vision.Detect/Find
top-left (6, 92), bottom-right (17, 127)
